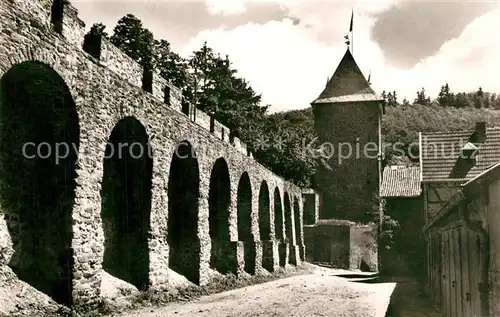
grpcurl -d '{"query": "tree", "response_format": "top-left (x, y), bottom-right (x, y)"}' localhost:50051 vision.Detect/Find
top-left (483, 92), bottom-right (492, 108)
top-left (455, 92), bottom-right (473, 108)
top-left (473, 87), bottom-right (485, 109)
top-left (477, 87), bottom-right (484, 98)
top-left (386, 91), bottom-right (398, 106)
top-left (153, 39), bottom-right (171, 70)
top-left (414, 87), bottom-right (431, 105)
top-left (491, 93), bottom-right (500, 110)
top-left (381, 90), bottom-right (387, 101)
top-left (110, 14), bottom-right (154, 66)
top-left (198, 54), bottom-right (234, 115)
top-left (165, 53), bottom-right (191, 89)
top-left (184, 43), bottom-right (267, 145)
top-left (187, 42), bottom-right (217, 108)
top-left (255, 109), bottom-right (317, 187)
top-left (437, 83), bottom-right (455, 107)
top-left (107, 14), bottom-right (194, 102)
top-left (402, 97), bottom-right (410, 106)
top-left (392, 91), bottom-right (398, 105)
top-left (153, 40), bottom-right (191, 94)
top-left (87, 22), bottom-right (108, 38)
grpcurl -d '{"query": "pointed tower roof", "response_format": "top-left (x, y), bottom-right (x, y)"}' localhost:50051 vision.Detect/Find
top-left (312, 48), bottom-right (383, 104)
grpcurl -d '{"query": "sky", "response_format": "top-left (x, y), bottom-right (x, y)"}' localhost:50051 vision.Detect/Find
top-left (72, 0), bottom-right (500, 113)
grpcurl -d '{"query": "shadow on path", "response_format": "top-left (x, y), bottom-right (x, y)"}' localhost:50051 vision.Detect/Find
top-left (381, 276), bottom-right (443, 317)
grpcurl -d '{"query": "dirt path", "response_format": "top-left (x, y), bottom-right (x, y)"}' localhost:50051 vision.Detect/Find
top-left (120, 271), bottom-right (396, 317)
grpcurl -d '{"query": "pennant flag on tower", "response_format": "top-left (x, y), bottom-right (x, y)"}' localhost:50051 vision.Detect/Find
top-left (349, 9), bottom-right (353, 32)
top-left (345, 9), bottom-right (354, 51)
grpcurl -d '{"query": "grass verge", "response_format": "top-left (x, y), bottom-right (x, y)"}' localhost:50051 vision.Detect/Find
top-left (69, 264), bottom-right (313, 317)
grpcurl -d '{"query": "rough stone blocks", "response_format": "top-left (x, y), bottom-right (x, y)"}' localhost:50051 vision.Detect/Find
top-left (261, 240), bottom-right (275, 272)
top-left (210, 240), bottom-right (239, 275)
top-left (278, 242), bottom-right (288, 267)
top-left (288, 243), bottom-right (299, 266)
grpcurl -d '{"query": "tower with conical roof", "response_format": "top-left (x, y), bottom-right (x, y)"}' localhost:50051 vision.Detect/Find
top-left (311, 48), bottom-right (384, 221)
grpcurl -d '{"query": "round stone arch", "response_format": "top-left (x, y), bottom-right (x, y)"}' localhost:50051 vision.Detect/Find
top-left (208, 157), bottom-right (231, 240)
top-left (208, 157), bottom-right (234, 274)
top-left (283, 191), bottom-right (294, 244)
top-left (293, 195), bottom-right (304, 261)
top-left (3, 43), bottom-right (81, 99)
top-left (273, 185), bottom-right (286, 267)
top-left (161, 134), bottom-right (208, 200)
top-left (236, 171), bottom-right (256, 274)
top-left (258, 180), bottom-right (271, 241)
top-left (259, 179), bottom-right (275, 272)
top-left (95, 82), bottom-right (178, 289)
top-left (100, 116), bottom-right (153, 290)
top-left (236, 171), bottom-right (254, 242)
top-left (161, 132), bottom-right (223, 279)
top-left (167, 139), bottom-right (201, 284)
top-left (273, 186), bottom-right (284, 242)
top-left (0, 60), bottom-right (80, 305)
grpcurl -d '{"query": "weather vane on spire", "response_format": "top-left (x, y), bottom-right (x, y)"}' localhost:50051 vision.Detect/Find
top-left (344, 9), bottom-right (354, 53)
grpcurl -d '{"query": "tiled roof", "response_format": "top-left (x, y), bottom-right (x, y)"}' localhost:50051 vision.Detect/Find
top-left (463, 161), bottom-right (500, 187)
top-left (312, 49), bottom-right (383, 104)
top-left (420, 127), bottom-right (500, 182)
top-left (380, 165), bottom-right (421, 197)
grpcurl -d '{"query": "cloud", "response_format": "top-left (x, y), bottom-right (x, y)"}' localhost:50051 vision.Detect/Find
top-left (182, 1), bottom-right (500, 113)
top-left (181, 19), bottom-right (340, 112)
top-left (369, 5), bottom-right (500, 102)
top-left (205, 0), bottom-right (248, 15)
top-left (371, 1), bottom-right (498, 68)
top-left (72, 0), bottom-right (289, 52)
top-left (181, 2), bottom-right (393, 112)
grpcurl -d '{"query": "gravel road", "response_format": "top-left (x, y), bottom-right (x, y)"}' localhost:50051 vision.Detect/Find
top-left (120, 270), bottom-right (396, 317)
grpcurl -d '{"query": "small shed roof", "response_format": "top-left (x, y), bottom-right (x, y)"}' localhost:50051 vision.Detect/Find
top-left (380, 165), bottom-right (421, 198)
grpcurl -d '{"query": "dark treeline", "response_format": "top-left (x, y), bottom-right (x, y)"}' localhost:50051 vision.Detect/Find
top-left (382, 84), bottom-right (500, 109)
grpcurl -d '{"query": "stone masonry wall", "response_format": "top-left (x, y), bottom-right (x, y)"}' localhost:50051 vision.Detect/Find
top-left (0, 0), bottom-right (305, 312)
top-left (313, 102), bottom-right (380, 222)
top-left (303, 219), bottom-right (378, 272)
